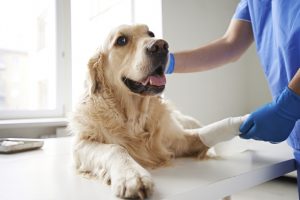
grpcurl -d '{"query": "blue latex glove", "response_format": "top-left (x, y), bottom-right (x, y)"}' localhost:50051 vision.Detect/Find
top-left (240, 87), bottom-right (300, 143)
top-left (165, 53), bottom-right (175, 74)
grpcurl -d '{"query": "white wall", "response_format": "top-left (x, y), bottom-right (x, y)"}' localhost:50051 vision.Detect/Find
top-left (161, 0), bottom-right (272, 124)
top-left (243, 46), bottom-right (272, 111)
top-left (133, 0), bottom-right (163, 38)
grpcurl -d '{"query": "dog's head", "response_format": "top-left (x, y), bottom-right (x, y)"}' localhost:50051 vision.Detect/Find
top-left (88, 24), bottom-right (169, 96)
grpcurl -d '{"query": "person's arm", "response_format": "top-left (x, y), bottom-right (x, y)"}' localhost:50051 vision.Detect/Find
top-left (172, 20), bottom-right (254, 73)
top-left (289, 68), bottom-right (300, 95)
top-left (240, 68), bottom-right (300, 142)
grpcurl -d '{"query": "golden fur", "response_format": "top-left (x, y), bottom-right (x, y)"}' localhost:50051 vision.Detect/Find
top-left (69, 24), bottom-right (210, 199)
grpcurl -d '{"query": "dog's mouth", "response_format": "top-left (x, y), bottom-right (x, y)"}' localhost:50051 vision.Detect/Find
top-left (122, 65), bottom-right (166, 96)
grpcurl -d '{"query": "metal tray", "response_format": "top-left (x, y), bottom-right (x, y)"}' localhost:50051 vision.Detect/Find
top-left (0, 138), bottom-right (44, 153)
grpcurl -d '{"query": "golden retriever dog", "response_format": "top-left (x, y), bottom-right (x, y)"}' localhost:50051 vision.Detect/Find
top-left (69, 24), bottom-right (246, 199)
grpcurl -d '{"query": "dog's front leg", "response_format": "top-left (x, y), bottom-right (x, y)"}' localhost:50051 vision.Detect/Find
top-left (165, 115), bottom-right (248, 158)
top-left (74, 140), bottom-right (153, 199)
top-left (195, 115), bottom-right (248, 147)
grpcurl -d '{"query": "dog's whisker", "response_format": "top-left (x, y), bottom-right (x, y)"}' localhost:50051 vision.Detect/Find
top-left (123, 70), bottom-right (136, 81)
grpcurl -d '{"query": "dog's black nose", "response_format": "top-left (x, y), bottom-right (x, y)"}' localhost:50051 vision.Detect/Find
top-left (146, 39), bottom-right (169, 55)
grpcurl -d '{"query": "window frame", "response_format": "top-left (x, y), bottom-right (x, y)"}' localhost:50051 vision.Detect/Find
top-left (0, 0), bottom-right (72, 120)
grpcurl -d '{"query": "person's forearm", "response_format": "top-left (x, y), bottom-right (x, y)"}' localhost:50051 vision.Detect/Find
top-left (173, 38), bottom-right (238, 73)
top-left (288, 68), bottom-right (300, 95)
top-left (173, 20), bottom-right (253, 73)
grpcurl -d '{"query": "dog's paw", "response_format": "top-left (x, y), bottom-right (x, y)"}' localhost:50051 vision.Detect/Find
top-left (112, 169), bottom-right (154, 199)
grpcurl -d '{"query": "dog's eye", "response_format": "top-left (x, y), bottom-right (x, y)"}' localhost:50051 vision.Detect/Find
top-left (115, 36), bottom-right (128, 46)
top-left (148, 31), bottom-right (155, 38)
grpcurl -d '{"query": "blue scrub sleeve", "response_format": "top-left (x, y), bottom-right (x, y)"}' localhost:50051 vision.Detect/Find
top-left (233, 0), bottom-right (251, 22)
top-left (288, 121), bottom-right (300, 150)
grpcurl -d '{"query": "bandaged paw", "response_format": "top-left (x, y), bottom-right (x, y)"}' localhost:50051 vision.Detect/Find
top-left (198, 115), bottom-right (249, 147)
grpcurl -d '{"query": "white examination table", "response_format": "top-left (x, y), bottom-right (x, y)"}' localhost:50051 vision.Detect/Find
top-left (0, 137), bottom-right (296, 200)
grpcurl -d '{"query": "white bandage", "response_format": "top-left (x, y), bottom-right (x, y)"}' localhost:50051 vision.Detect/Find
top-left (198, 115), bottom-right (248, 147)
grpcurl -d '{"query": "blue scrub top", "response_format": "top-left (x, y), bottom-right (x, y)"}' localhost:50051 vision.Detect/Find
top-left (233, 0), bottom-right (300, 149)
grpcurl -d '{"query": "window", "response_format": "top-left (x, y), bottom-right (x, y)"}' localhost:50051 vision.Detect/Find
top-left (0, 0), bottom-right (160, 120)
top-left (0, 0), bottom-right (71, 119)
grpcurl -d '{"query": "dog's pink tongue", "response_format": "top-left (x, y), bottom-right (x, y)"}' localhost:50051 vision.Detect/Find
top-left (149, 75), bottom-right (166, 86)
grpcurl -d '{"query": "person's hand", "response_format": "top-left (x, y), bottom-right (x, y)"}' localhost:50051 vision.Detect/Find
top-left (240, 87), bottom-right (300, 143)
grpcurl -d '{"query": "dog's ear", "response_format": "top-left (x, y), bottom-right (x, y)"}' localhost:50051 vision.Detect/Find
top-left (87, 52), bottom-right (105, 95)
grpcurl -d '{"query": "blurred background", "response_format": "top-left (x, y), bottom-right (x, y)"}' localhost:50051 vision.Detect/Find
top-left (0, 0), bottom-right (271, 126)
top-left (0, 0), bottom-right (274, 143)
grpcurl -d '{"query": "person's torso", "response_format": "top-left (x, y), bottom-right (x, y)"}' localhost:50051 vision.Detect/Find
top-left (247, 0), bottom-right (300, 98)
top-left (238, 0), bottom-right (300, 148)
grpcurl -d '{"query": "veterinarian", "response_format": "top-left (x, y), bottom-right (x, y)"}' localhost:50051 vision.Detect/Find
top-left (165, 0), bottom-right (300, 196)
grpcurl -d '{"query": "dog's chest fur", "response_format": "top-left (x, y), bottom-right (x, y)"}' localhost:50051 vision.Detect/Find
top-left (123, 96), bottom-right (163, 136)
top-left (74, 93), bottom-right (173, 168)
